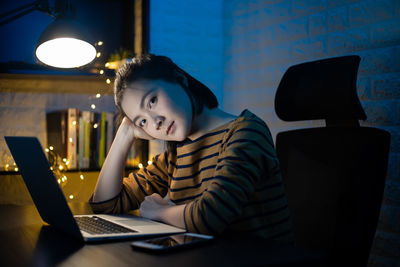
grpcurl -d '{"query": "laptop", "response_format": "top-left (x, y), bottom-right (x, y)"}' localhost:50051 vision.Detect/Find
top-left (5, 136), bottom-right (185, 242)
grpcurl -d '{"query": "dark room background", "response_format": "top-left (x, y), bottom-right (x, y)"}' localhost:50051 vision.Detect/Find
top-left (0, 0), bottom-right (399, 266)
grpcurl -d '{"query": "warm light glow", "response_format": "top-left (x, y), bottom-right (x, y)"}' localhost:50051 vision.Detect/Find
top-left (96, 93), bottom-right (101, 98)
top-left (45, 148), bottom-right (49, 152)
top-left (106, 79), bottom-right (111, 84)
top-left (91, 104), bottom-right (96, 110)
top-left (96, 52), bottom-right (101, 57)
top-left (5, 164), bottom-right (9, 168)
top-left (65, 161), bottom-right (70, 165)
top-left (138, 163), bottom-right (143, 168)
top-left (97, 41), bottom-right (103, 46)
top-left (49, 146), bottom-right (54, 150)
top-left (36, 38), bottom-right (96, 68)
top-left (93, 123), bottom-right (98, 128)
top-left (14, 167), bottom-right (18, 172)
top-left (69, 137), bottom-right (73, 143)
top-left (80, 174), bottom-right (84, 180)
top-left (99, 69), bottom-right (104, 74)
top-left (50, 167), bottom-right (54, 170)
top-left (72, 120), bottom-right (77, 125)
top-left (69, 195), bottom-right (74, 199)
top-left (58, 179), bottom-right (61, 184)
top-left (63, 158), bottom-right (67, 162)
top-left (59, 165), bottom-right (64, 170)
top-left (147, 160), bottom-right (152, 165)
top-left (105, 62), bottom-right (110, 67)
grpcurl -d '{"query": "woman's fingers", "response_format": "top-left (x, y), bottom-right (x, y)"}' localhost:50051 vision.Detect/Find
top-left (133, 127), bottom-right (155, 140)
top-left (121, 116), bottom-right (154, 140)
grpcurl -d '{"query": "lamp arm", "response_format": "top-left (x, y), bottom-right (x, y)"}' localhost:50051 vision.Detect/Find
top-left (0, 0), bottom-right (53, 27)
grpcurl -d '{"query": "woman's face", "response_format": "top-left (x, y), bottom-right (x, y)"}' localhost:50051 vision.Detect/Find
top-left (121, 79), bottom-right (193, 141)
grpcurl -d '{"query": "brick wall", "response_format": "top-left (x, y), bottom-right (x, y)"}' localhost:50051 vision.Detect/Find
top-left (223, 0), bottom-right (400, 266)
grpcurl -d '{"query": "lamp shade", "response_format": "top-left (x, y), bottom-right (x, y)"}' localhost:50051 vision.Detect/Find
top-left (35, 18), bottom-right (96, 68)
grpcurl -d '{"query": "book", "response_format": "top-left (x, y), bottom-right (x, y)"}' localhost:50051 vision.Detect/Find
top-left (98, 112), bottom-right (106, 167)
top-left (81, 111), bottom-right (92, 169)
top-left (46, 110), bottom-right (68, 161)
top-left (67, 108), bottom-right (79, 169)
top-left (105, 112), bottom-right (115, 155)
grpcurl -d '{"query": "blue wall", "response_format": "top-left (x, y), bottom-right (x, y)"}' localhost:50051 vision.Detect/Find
top-left (150, 0), bottom-right (399, 265)
top-left (149, 0), bottom-right (224, 105)
top-left (222, 0), bottom-right (400, 266)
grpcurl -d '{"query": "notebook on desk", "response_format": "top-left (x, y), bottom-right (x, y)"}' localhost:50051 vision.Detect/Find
top-left (4, 136), bottom-right (185, 242)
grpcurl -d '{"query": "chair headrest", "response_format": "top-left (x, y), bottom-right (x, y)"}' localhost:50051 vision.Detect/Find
top-left (274, 55), bottom-right (366, 124)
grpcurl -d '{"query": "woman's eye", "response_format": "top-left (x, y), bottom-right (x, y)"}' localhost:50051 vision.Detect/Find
top-left (149, 96), bottom-right (157, 108)
top-left (139, 119), bottom-right (146, 127)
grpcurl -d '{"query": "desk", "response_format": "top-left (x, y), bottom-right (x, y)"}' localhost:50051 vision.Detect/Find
top-left (0, 203), bottom-right (328, 267)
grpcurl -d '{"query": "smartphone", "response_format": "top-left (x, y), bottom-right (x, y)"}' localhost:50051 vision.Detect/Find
top-left (131, 233), bottom-right (214, 253)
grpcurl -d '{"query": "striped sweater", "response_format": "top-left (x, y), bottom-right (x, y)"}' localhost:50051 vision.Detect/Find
top-left (90, 110), bottom-right (293, 243)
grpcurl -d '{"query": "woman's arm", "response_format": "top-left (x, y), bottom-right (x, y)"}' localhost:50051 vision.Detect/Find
top-left (92, 117), bottom-right (136, 202)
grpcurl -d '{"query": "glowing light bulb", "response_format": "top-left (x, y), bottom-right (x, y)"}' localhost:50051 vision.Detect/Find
top-left (97, 41), bottom-right (103, 46)
top-left (36, 38), bottom-right (96, 68)
top-left (138, 163), bottom-right (143, 168)
top-left (58, 179), bottom-right (61, 184)
top-left (80, 174), bottom-right (84, 180)
top-left (50, 167), bottom-right (53, 170)
top-left (14, 167), bottom-right (18, 172)
top-left (45, 148), bottom-right (49, 152)
top-left (99, 69), bottom-right (104, 74)
top-left (105, 62), bottom-right (110, 67)
top-left (49, 146), bottom-right (54, 150)
top-left (96, 93), bottom-right (101, 98)
top-left (147, 160), bottom-right (152, 165)
top-left (96, 52), bottom-right (101, 58)
top-left (69, 137), bottom-right (73, 143)
top-left (63, 158), bottom-right (67, 162)
top-left (106, 79), bottom-right (111, 84)
top-left (69, 195), bottom-right (74, 199)
top-left (93, 123), bottom-right (98, 129)
top-left (72, 120), bottom-right (77, 125)
top-left (91, 104), bottom-right (96, 110)
top-left (59, 165), bottom-right (64, 170)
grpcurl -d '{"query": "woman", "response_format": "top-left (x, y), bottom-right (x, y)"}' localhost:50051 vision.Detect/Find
top-left (90, 54), bottom-right (293, 243)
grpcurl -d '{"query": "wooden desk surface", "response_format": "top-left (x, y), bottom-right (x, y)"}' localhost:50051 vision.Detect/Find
top-left (0, 203), bottom-right (327, 267)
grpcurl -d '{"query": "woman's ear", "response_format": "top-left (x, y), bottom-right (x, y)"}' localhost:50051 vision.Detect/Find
top-left (173, 69), bottom-right (188, 88)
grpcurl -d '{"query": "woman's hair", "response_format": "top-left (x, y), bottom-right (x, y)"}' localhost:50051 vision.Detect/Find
top-left (113, 54), bottom-right (218, 151)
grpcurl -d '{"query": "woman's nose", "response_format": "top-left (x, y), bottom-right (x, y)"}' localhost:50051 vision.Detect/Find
top-left (154, 116), bottom-right (165, 130)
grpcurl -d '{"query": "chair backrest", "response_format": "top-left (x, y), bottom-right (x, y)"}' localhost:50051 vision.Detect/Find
top-left (274, 55), bottom-right (391, 266)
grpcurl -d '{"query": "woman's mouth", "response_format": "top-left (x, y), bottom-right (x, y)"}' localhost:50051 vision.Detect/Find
top-left (166, 121), bottom-right (175, 135)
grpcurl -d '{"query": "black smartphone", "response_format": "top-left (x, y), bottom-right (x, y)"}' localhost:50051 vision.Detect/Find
top-left (131, 233), bottom-right (214, 253)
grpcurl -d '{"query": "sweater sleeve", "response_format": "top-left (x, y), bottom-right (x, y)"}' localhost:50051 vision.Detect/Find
top-left (89, 151), bottom-right (169, 214)
top-left (184, 118), bottom-right (280, 235)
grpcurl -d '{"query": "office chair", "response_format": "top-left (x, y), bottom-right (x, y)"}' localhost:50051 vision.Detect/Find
top-left (274, 55), bottom-right (391, 266)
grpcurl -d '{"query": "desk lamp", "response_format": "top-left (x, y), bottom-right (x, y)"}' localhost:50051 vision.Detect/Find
top-left (0, 0), bottom-right (96, 68)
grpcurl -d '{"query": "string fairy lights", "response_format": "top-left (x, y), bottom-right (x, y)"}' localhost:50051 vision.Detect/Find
top-left (1, 40), bottom-right (145, 179)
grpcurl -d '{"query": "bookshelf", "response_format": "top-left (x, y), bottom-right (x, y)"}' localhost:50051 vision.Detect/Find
top-left (0, 73), bottom-right (113, 95)
top-left (0, 73), bottom-right (149, 174)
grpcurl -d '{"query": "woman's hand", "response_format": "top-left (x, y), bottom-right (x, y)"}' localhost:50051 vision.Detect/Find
top-left (120, 116), bottom-right (155, 140)
top-left (139, 193), bottom-right (170, 221)
top-left (139, 193), bottom-right (186, 229)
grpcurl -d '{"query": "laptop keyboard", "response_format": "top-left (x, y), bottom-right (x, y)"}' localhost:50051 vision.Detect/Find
top-left (75, 216), bottom-right (137, 235)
